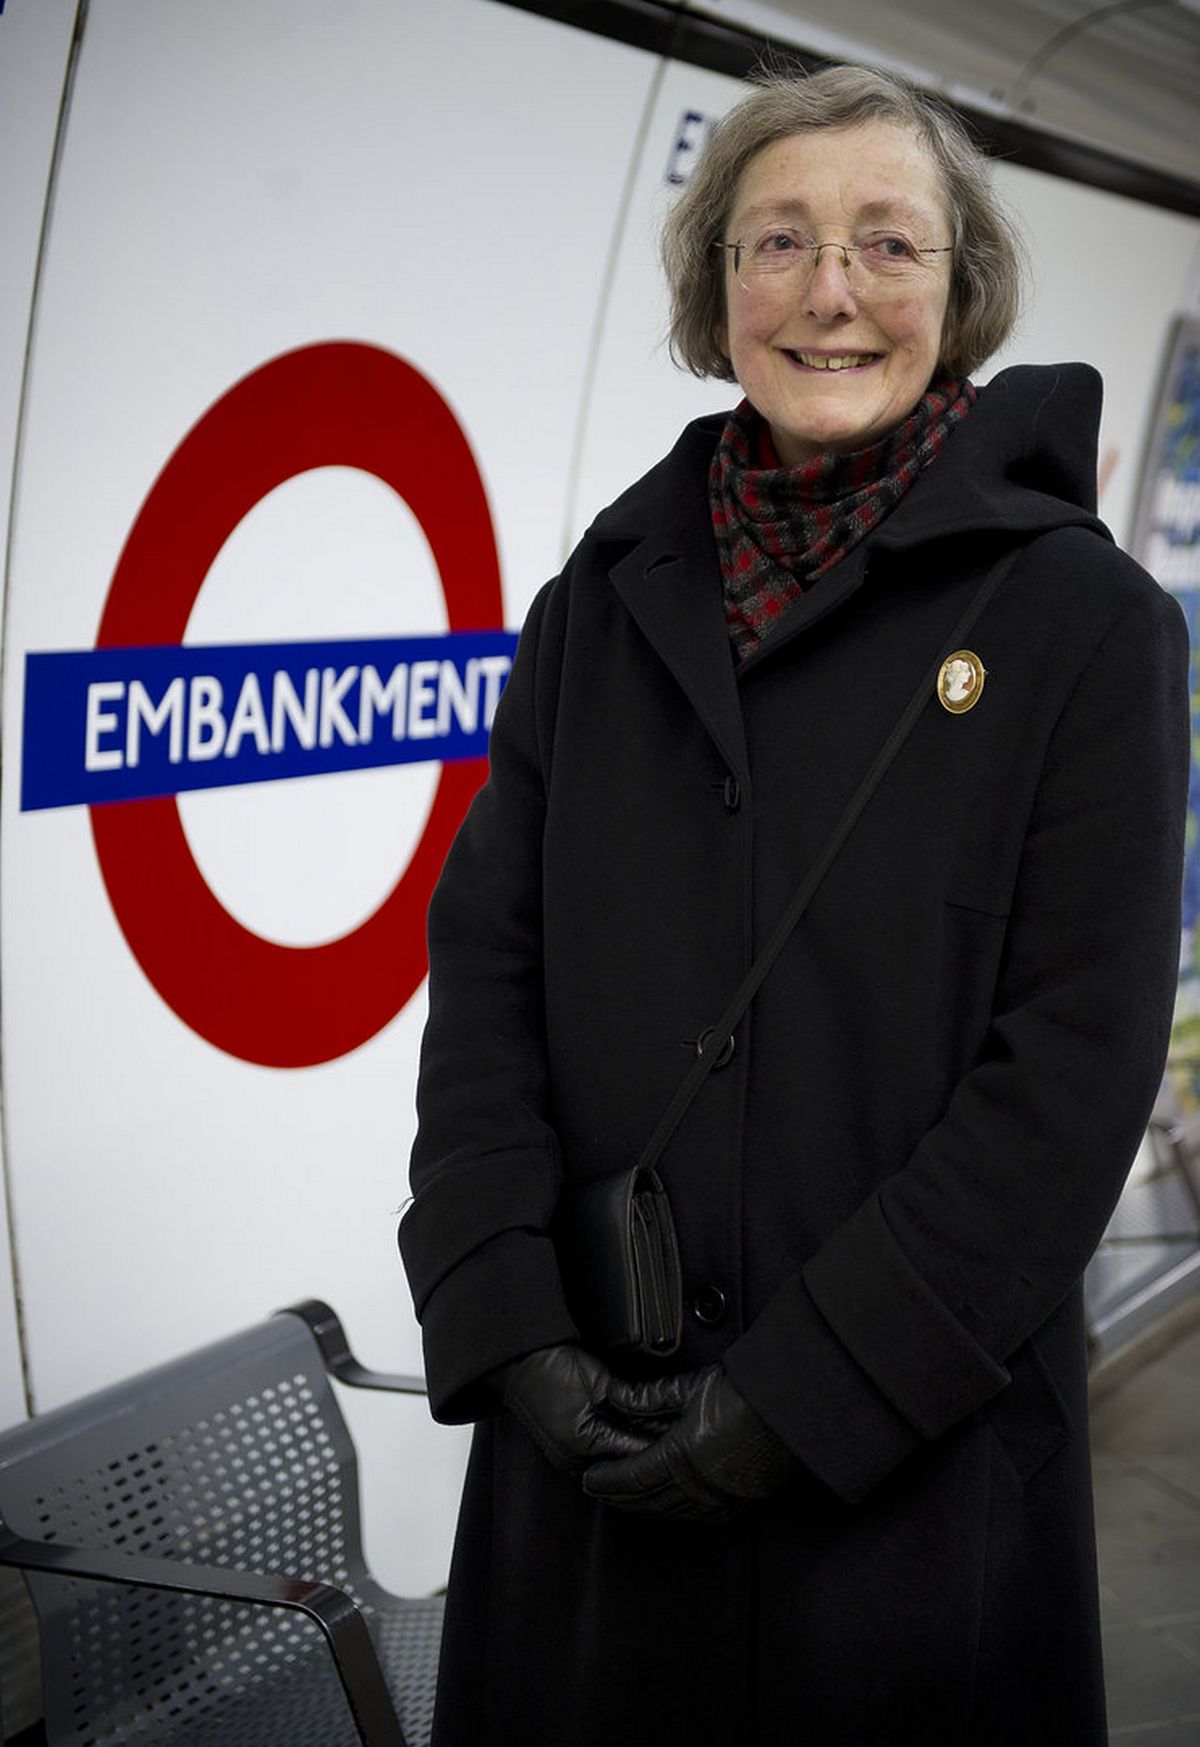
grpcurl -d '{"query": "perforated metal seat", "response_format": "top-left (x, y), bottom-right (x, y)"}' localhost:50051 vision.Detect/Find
top-left (0, 1301), bottom-right (443, 1747)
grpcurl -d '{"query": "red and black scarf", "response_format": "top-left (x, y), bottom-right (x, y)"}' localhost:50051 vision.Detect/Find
top-left (710, 376), bottom-right (976, 662)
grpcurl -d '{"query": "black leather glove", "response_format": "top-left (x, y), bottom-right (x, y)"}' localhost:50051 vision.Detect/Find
top-left (604, 1368), bottom-right (710, 1438)
top-left (582, 1365), bottom-right (794, 1520)
top-left (492, 1344), bottom-right (656, 1474)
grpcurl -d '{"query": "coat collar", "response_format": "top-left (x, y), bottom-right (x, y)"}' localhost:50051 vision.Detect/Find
top-left (588, 364), bottom-right (1108, 775)
top-left (592, 364), bottom-right (1106, 561)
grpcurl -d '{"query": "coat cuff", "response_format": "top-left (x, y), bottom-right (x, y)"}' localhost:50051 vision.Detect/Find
top-left (805, 1195), bottom-right (1011, 1435)
top-left (413, 1230), bottom-right (579, 1423)
top-left (725, 1196), bottom-right (1010, 1503)
top-left (399, 1142), bottom-right (562, 1314)
top-left (724, 1278), bottom-right (919, 1503)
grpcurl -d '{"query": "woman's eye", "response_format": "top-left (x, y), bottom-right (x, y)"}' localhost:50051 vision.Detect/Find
top-left (753, 230), bottom-right (803, 256)
top-left (861, 234), bottom-right (918, 266)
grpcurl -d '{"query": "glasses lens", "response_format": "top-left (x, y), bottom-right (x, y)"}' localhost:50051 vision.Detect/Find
top-left (739, 227), bottom-right (813, 281)
top-left (736, 229), bottom-right (867, 295)
top-left (731, 229), bottom-right (946, 298)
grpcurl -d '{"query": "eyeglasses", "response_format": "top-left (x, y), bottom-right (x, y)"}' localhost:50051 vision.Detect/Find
top-left (713, 226), bottom-right (953, 299)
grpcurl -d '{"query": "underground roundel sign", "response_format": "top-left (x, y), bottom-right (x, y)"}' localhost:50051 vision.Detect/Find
top-left (20, 343), bottom-right (516, 1068)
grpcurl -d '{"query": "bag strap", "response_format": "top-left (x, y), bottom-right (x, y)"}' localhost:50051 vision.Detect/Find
top-left (636, 541), bottom-right (1025, 1175)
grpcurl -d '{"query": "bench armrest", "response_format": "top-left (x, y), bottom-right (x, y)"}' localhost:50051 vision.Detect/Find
top-left (280, 1300), bottom-right (427, 1394)
top-left (0, 1522), bottom-right (408, 1747)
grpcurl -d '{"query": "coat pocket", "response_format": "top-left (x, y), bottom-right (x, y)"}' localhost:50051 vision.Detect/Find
top-left (937, 898), bottom-right (1010, 1085)
top-left (984, 1334), bottom-right (1074, 1484)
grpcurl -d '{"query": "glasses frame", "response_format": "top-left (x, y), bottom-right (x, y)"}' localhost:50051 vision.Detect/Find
top-left (712, 236), bottom-right (953, 296)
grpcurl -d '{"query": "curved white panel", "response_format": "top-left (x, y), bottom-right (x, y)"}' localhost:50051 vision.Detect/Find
top-left (1, 0), bottom-right (660, 1593)
top-left (0, 0), bottom-right (79, 1433)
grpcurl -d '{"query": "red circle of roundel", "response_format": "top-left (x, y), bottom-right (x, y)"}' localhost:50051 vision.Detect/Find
top-left (90, 342), bottom-right (500, 1068)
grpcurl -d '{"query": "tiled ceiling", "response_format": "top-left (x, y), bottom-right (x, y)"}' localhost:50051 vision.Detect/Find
top-left (697, 0), bottom-right (1200, 186)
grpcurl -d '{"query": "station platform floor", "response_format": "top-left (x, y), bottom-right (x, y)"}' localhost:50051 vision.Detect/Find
top-left (1091, 1292), bottom-right (1200, 1740)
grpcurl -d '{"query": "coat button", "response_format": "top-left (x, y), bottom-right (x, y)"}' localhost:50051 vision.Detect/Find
top-left (692, 1285), bottom-right (728, 1326)
top-left (722, 775), bottom-right (741, 811)
top-left (694, 1026), bottom-right (735, 1069)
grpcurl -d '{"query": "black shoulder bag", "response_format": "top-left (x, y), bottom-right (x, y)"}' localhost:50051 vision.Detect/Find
top-left (555, 544), bottom-right (1022, 1361)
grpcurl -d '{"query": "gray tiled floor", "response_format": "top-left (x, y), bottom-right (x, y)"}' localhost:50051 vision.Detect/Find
top-left (1091, 1300), bottom-right (1200, 1740)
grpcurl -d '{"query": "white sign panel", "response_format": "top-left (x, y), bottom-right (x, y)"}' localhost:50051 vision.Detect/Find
top-left (0, 0), bottom-right (78, 1432)
top-left (1, 0), bottom-right (658, 1592)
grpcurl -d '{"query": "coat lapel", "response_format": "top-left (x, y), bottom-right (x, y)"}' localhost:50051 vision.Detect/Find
top-left (609, 533), bottom-right (750, 787)
top-left (597, 411), bottom-right (875, 779)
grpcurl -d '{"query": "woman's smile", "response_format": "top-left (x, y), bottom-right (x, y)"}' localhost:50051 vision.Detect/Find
top-left (782, 349), bottom-right (881, 371)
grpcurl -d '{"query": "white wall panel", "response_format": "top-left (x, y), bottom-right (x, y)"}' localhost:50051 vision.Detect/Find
top-left (1, 0), bottom-right (659, 1594)
top-left (0, 0), bottom-right (79, 1434)
top-left (985, 164), bottom-right (1200, 543)
top-left (565, 63), bottom-right (739, 548)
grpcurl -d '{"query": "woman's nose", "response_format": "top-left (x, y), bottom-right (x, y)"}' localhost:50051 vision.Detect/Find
top-left (804, 244), bottom-right (859, 317)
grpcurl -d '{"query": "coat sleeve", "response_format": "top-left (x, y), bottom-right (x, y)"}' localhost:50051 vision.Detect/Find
top-left (724, 578), bottom-right (1191, 1503)
top-left (397, 580), bottom-right (579, 1423)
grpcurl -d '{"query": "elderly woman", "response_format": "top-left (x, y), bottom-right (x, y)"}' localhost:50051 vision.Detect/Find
top-left (399, 65), bottom-right (1189, 1745)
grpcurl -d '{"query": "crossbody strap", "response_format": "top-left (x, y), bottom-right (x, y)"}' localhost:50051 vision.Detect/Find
top-left (636, 541), bottom-right (1026, 1175)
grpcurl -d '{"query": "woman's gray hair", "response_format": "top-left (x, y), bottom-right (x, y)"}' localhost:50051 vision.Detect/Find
top-left (662, 65), bottom-right (1024, 382)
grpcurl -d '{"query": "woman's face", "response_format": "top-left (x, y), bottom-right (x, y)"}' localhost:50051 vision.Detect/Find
top-left (715, 121), bottom-right (953, 464)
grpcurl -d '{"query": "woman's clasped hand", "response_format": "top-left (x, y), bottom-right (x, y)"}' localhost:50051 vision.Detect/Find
top-left (494, 1344), bottom-right (793, 1520)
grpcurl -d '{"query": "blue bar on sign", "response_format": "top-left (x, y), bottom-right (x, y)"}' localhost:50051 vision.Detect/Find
top-left (20, 631), bottom-right (519, 812)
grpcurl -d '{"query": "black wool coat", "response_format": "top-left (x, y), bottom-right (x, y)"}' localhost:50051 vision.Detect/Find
top-left (399, 364), bottom-right (1190, 1746)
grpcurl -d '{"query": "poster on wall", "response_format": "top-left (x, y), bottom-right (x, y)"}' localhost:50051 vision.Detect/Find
top-left (1131, 316), bottom-right (1200, 1108)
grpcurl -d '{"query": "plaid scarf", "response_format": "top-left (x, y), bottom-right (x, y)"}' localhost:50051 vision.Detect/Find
top-left (710, 376), bottom-right (976, 661)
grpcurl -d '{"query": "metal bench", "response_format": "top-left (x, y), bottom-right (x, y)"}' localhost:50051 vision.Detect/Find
top-left (0, 1299), bottom-right (443, 1746)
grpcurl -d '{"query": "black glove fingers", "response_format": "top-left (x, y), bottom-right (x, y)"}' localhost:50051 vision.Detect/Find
top-left (581, 1411), bottom-right (657, 1464)
top-left (583, 1365), bottom-right (795, 1511)
top-left (605, 1368), bottom-right (711, 1426)
top-left (498, 1343), bottom-right (654, 1473)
